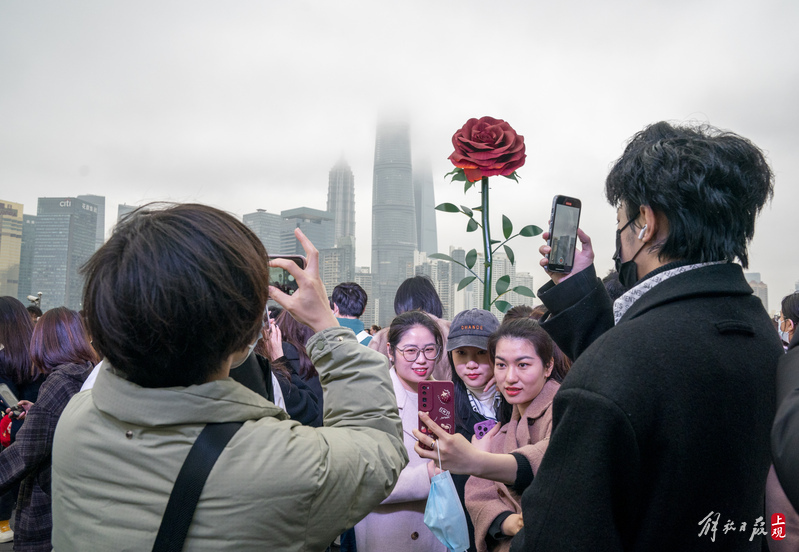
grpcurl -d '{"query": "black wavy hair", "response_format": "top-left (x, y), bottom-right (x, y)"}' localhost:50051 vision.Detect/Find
top-left (605, 121), bottom-right (773, 268)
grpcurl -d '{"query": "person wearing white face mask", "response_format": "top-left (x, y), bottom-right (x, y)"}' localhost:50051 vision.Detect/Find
top-left (778, 293), bottom-right (799, 348)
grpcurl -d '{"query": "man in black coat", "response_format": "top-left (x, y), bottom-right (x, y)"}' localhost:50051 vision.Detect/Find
top-left (510, 122), bottom-right (780, 551)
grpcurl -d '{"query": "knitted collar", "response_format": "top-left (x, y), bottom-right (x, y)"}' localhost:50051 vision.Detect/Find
top-left (613, 261), bottom-right (726, 324)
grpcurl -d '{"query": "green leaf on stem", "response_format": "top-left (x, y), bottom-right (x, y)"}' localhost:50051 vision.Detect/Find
top-left (504, 245), bottom-right (515, 265)
top-left (512, 285), bottom-right (535, 298)
top-left (429, 253), bottom-right (455, 262)
top-left (464, 180), bottom-right (475, 193)
top-left (519, 224), bottom-right (543, 237)
top-left (502, 215), bottom-right (513, 240)
top-left (458, 276), bottom-right (477, 291)
top-left (465, 248), bottom-right (477, 269)
top-left (502, 172), bottom-right (520, 183)
top-left (436, 203), bottom-right (460, 213)
top-left (460, 205), bottom-right (473, 217)
top-left (496, 275), bottom-right (511, 295)
top-left (466, 218), bottom-right (479, 232)
top-left (445, 167), bottom-right (467, 182)
top-left (494, 300), bottom-right (512, 313)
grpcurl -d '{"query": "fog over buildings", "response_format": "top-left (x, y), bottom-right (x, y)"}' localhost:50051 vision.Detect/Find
top-left (1, 1), bottom-right (798, 311)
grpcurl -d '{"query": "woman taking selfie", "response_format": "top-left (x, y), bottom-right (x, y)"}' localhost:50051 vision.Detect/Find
top-left (354, 310), bottom-right (447, 552)
top-left (414, 318), bottom-right (562, 552)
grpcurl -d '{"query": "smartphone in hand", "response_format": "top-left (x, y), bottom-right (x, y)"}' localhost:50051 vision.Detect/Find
top-left (418, 381), bottom-right (455, 450)
top-left (474, 419), bottom-right (497, 439)
top-left (269, 255), bottom-right (306, 295)
top-left (546, 195), bottom-right (582, 273)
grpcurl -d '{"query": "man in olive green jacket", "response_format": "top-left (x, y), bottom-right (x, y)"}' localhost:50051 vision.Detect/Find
top-left (50, 205), bottom-right (407, 552)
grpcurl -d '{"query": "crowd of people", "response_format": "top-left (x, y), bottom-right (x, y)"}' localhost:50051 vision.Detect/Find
top-left (0, 120), bottom-right (796, 551)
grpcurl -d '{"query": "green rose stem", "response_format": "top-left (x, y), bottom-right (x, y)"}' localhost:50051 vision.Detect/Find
top-left (480, 176), bottom-right (492, 311)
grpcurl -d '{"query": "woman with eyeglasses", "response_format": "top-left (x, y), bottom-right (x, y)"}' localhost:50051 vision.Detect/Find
top-left (353, 310), bottom-right (447, 552)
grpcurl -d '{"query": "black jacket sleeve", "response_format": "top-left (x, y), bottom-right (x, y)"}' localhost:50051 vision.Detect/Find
top-left (537, 264), bottom-right (615, 361)
top-left (275, 357), bottom-right (323, 428)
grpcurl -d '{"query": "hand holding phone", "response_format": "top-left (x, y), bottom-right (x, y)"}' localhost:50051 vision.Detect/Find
top-left (546, 195), bottom-right (582, 273)
top-left (418, 381), bottom-right (455, 451)
top-left (268, 228), bottom-right (339, 334)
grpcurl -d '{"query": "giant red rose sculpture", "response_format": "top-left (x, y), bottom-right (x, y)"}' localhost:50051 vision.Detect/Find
top-left (434, 116), bottom-right (540, 312)
top-left (448, 117), bottom-right (526, 182)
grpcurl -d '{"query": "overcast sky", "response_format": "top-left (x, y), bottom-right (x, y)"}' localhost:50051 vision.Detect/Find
top-left (2, 0), bottom-right (797, 312)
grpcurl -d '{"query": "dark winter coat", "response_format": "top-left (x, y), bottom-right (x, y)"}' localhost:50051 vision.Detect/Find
top-left (511, 262), bottom-right (781, 551)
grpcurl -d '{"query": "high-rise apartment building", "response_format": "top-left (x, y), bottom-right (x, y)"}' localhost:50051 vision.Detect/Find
top-left (243, 209), bottom-right (283, 255)
top-left (17, 214), bottom-right (36, 303)
top-left (320, 236), bottom-right (356, 292)
top-left (32, 197), bottom-right (98, 310)
top-left (281, 207), bottom-right (335, 255)
top-left (371, 119), bottom-right (416, 325)
top-left (77, 194), bottom-right (106, 250)
top-left (0, 200), bottom-right (24, 298)
top-left (413, 159), bottom-right (438, 255)
top-left (354, 266), bottom-right (375, 328)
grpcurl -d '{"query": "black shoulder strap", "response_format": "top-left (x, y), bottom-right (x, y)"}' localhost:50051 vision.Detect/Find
top-left (152, 422), bottom-right (244, 552)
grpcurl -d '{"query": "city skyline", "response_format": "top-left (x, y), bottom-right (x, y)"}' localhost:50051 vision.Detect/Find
top-left (1, 1), bottom-right (797, 307)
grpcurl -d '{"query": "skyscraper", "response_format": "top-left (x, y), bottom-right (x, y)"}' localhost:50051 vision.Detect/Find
top-left (17, 214), bottom-right (36, 303)
top-left (77, 194), bottom-right (106, 250)
top-left (32, 197), bottom-right (98, 310)
top-left (413, 158), bottom-right (438, 255)
top-left (280, 207), bottom-right (335, 255)
top-left (327, 159), bottom-right (356, 246)
top-left (243, 209), bottom-right (282, 255)
top-left (326, 159), bottom-right (357, 284)
top-left (0, 200), bottom-right (24, 298)
top-left (371, 118), bottom-right (416, 325)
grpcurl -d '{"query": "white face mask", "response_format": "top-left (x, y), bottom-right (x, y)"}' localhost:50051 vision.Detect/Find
top-left (779, 329), bottom-right (791, 344)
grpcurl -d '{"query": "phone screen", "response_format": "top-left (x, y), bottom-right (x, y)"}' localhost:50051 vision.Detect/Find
top-left (269, 255), bottom-right (306, 295)
top-left (547, 196), bottom-right (581, 272)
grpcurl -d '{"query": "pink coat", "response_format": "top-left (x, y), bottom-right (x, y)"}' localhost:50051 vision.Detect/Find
top-left (465, 379), bottom-right (560, 552)
top-left (368, 314), bottom-right (452, 382)
top-left (353, 368), bottom-right (447, 552)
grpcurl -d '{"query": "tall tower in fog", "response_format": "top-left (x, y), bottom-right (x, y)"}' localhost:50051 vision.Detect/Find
top-left (413, 158), bottom-right (438, 255)
top-left (327, 159), bottom-right (356, 246)
top-left (371, 118), bottom-right (416, 325)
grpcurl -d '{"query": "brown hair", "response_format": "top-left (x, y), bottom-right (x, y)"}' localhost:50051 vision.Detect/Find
top-left (81, 203), bottom-right (271, 388)
top-left (0, 296), bottom-right (35, 384)
top-left (30, 307), bottom-right (98, 375)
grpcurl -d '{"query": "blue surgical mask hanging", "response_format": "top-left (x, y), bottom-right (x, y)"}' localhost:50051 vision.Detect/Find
top-left (424, 444), bottom-right (470, 552)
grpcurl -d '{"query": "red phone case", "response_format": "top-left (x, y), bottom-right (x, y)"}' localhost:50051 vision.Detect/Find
top-left (418, 381), bottom-right (455, 450)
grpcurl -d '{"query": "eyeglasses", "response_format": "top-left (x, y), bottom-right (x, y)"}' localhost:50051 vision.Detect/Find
top-left (394, 345), bottom-right (441, 362)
